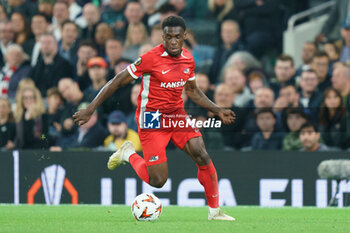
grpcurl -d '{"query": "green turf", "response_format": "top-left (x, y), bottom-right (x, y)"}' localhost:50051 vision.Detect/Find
top-left (0, 205), bottom-right (349, 233)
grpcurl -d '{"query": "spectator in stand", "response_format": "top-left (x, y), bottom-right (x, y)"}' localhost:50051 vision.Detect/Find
top-left (10, 12), bottom-right (31, 45)
top-left (0, 98), bottom-right (16, 150)
top-left (105, 38), bottom-right (124, 69)
top-left (319, 87), bottom-right (348, 149)
top-left (340, 20), bottom-right (350, 64)
top-left (29, 33), bottom-right (73, 96)
top-left (234, 0), bottom-right (283, 58)
top-left (8, 0), bottom-right (37, 19)
top-left (140, 0), bottom-right (158, 27)
top-left (213, 83), bottom-right (246, 150)
top-left (324, 42), bottom-right (339, 62)
top-left (101, 0), bottom-right (127, 32)
top-left (22, 13), bottom-right (50, 67)
top-left (296, 41), bottom-right (318, 76)
top-left (14, 85), bottom-right (48, 149)
top-left (185, 29), bottom-right (215, 71)
top-left (16, 78), bottom-right (36, 92)
top-left (94, 22), bottom-right (115, 57)
top-left (0, 4), bottom-right (7, 23)
top-left (113, 58), bottom-right (133, 75)
top-left (84, 57), bottom-right (108, 100)
top-left (123, 22), bottom-right (149, 61)
top-left (80, 3), bottom-right (101, 40)
top-left (270, 54), bottom-right (296, 96)
top-left (316, 0), bottom-right (350, 42)
top-left (150, 24), bottom-right (163, 46)
top-left (104, 110), bottom-right (142, 151)
top-left (185, 73), bottom-right (212, 117)
top-left (246, 70), bottom-right (268, 95)
top-left (74, 40), bottom-right (98, 91)
top-left (65, 0), bottom-right (83, 22)
top-left (169, 0), bottom-right (193, 19)
top-left (45, 87), bottom-right (64, 147)
top-left (324, 42), bottom-right (340, 75)
top-left (0, 44), bottom-right (31, 102)
top-left (222, 66), bottom-right (253, 107)
top-left (332, 65), bottom-right (350, 120)
top-left (243, 87), bottom-right (275, 146)
top-left (251, 108), bottom-right (285, 150)
top-left (209, 20), bottom-right (245, 84)
top-left (56, 102), bottom-right (108, 150)
top-left (38, 0), bottom-right (54, 18)
top-left (0, 21), bottom-right (15, 69)
top-left (51, 1), bottom-right (70, 41)
top-left (121, 1), bottom-right (146, 39)
top-left (98, 59), bottom-right (134, 123)
top-left (223, 51), bottom-right (261, 74)
top-left (57, 78), bottom-right (91, 147)
top-left (58, 20), bottom-right (79, 65)
top-left (282, 108), bottom-right (307, 151)
top-left (253, 87), bottom-right (275, 109)
top-left (127, 83), bottom-right (141, 132)
top-left (208, 0), bottom-right (235, 22)
top-left (299, 122), bottom-right (329, 152)
top-left (273, 85), bottom-right (303, 130)
top-left (148, 2), bottom-right (177, 28)
top-left (138, 43), bottom-right (153, 56)
top-left (298, 69), bottom-right (323, 119)
top-left (311, 51), bottom-right (331, 93)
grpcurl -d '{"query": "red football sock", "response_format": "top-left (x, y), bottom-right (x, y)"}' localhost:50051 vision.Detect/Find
top-left (197, 160), bottom-right (219, 208)
top-left (129, 153), bottom-right (149, 184)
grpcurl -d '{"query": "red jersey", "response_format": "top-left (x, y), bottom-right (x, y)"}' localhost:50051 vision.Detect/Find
top-left (127, 44), bottom-right (196, 128)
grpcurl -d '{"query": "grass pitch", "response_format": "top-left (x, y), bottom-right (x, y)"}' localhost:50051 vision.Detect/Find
top-left (0, 205), bottom-right (349, 233)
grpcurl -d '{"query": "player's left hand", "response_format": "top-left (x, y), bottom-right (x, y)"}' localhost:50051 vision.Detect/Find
top-left (217, 109), bottom-right (236, 125)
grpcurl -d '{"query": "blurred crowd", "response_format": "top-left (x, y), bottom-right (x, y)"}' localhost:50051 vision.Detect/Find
top-left (0, 0), bottom-right (350, 152)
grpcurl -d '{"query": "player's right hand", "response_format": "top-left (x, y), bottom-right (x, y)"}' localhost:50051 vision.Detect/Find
top-left (73, 108), bottom-right (93, 126)
top-left (217, 109), bottom-right (236, 125)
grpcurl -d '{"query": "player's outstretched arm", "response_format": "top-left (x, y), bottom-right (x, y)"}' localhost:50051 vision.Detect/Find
top-left (73, 69), bottom-right (135, 125)
top-left (184, 80), bottom-right (236, 125)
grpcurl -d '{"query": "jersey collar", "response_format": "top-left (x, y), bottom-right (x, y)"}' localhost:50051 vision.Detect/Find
top-left (160, 50), bottom-right (188, 58)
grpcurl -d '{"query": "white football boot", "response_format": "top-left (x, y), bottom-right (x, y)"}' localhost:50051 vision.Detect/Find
top-left (208, 208), bottom-right (236, 221)
top-left (107, 141), bottom-right (135, 170)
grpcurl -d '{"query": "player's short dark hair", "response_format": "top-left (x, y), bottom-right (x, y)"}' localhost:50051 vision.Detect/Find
top-left (78, 39), bottom-right (97, 51)
top-left (277, 54), bottom-right (294, 66)
top-left (162, 16), bottom-right (186, 31)
top-left (300, 121), bottom-right (319, 132)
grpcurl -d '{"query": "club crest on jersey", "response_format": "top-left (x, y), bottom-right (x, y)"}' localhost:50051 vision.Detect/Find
top-left (184, 68), bottom-right (189, 73)
top-left (134, 57), bottom-right (142, 66)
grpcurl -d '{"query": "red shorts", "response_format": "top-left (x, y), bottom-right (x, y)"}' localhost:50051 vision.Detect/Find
top-left (137, 109), bottom-right (202, 166)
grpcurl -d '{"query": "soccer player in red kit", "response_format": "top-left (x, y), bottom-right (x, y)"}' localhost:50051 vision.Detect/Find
top-left (73, 16), bottom-right (236, 220)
